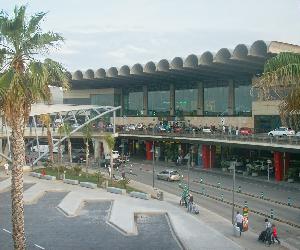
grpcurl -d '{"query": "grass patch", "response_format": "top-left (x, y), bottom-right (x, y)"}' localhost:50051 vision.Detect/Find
top-left (33, 167), bottom-right (140, 193)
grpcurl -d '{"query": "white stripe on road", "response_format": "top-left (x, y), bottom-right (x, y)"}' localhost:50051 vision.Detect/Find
top-left (34, 244), bottom-right (45, 249)
top-left (2, 228), bottom-right (11, 234)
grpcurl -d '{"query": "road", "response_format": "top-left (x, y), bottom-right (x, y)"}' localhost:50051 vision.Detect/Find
top-left (122, 161), bottom-right (300, 249)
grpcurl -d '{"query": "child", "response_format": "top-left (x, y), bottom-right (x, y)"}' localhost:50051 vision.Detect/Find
top-left (272, 224), bottom-right (280, 244)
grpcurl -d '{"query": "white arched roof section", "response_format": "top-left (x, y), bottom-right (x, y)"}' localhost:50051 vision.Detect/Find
top-left (250, 40), bottom-right (267, 57)
top-left (131, 63), bottom-right (143, 75)
top-left (214, 48), bottom-right (232, 63)
top-left (157, 59), bottom-right (170, 72)
top-left (119, 65), bottom-right (130, 76)
top-left (199, 51), bottom-right (214, 65)
top-left (171, 57), bottom-right (183, 69)
top-left (144, 61), bottom-right (156, 73)
top-left (95, 68), bottom-right (106, 78)
top-left (72, 70), bottom-right (83, 80)
top-left (107, 67), bottom-right (118, 77)
top-left (233, 44), bottom-right (249, 59)
top-left (84, 69), bottom-right (94, 79)
top-left (184, 54), bottom-right (198, 68)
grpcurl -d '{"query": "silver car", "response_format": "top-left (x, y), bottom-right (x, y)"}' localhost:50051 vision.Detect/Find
top-left (157, 170), bottom-right (180, 181)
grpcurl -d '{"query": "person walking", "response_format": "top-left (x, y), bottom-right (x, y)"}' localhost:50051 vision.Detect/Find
top-left (235, 211), bottom-right (243, 236)
top-left (187, 194), bottom-right (193, 212)
top-left (272, 224), bottom-right (280, 244)
top-left (265, 218), bottom-right (272, 246)
top-left (4, 162), bottom-right (9, 175)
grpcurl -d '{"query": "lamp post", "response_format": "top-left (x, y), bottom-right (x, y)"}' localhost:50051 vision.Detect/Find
top-left (267, 159), bottom-right (272, 182)
top-left (151, 143), bottom-right (155, 188)
top-left (231, 161), bottom-right (236, 225)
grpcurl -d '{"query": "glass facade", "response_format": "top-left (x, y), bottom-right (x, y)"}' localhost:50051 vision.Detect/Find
top-left (123, 87), bottom-right (143, 116)
top-left (235, 83), bottom-right (252, 116)
top-left (175, 83), bottom-right (198, 116)
top-left (204, 82), bottom-right (228, 116)
top-left (91, 94), bottom-right (115, 106)
top-left (148, 84), bottom-right (170, 116)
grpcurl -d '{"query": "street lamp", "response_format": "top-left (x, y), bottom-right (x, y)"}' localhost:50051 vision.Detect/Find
top-left (231, 160), bottom-right (236, 225)
top-left (267, 159), bottom-right (272, 182)
top-left (150, 143), bottom-right (155, 188)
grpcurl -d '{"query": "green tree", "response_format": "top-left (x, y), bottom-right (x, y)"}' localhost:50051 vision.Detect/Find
top-left (254, 52), bottom-right (300, 128)
top-left (0, 6), bottom-right (69, 249)
top-left (83, 124), bottom-right (92, 175)
top-left (104, 134), bottom-right (115, 179)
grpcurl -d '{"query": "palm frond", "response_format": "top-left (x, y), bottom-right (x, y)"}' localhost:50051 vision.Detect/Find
top-left (27, 11), bottom-right (47, 34)
top-left (0, 68), bottom-right (14, 96)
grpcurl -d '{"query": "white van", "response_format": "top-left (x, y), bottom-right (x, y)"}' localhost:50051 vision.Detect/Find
top-left (31, 139), bottom-right (65, 153)
top-left (105, 151), bottom-right (120, 160)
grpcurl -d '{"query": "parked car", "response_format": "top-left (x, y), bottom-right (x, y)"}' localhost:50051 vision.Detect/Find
top-left (202, 127), bottom-right (212, 133)
top-left (31, 139), bottom-right (65, 153)
top-left (268, 127), bottom-right (295, 136)
top-left (295, 131), bottom-right (300, 137)
top-left (105, 151), bottom-right (120, 160)
top-left (239, 127), bottom-right (253, 136)
top-left (157, 169), bottom-right (180, 181)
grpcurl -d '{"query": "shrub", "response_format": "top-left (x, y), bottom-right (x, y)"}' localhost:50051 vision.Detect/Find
top-left (73, 165), bottom-right (82, 176)
top-left (117, 178), bottom-right (130, 189)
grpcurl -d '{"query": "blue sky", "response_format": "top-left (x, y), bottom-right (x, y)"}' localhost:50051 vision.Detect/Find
top-left (2, 0), bottom-right (300, 71)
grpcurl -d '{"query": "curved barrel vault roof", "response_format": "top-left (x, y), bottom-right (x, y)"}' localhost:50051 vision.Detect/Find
top-left (70, 41), bottom-right (300, 88)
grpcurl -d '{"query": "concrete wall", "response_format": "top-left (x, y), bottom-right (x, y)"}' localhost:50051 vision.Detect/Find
top-left (64, 88), bottom-right (114, 99)
top-left (252, 100), bottom-right (280, 115)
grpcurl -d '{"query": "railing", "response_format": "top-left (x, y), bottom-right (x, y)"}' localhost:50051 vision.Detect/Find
top-left (118, 130), bottom-right (300, 146)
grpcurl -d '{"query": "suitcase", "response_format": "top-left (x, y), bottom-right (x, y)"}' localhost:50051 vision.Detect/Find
top-left (233, 225), bottom-right (240, 237)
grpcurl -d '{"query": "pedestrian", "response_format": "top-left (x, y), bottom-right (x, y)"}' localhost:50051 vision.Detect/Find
top-left (271, 224), bottom-right (280, 244)
top-left (235, 126), bottom-right (239, 136)
top-left (265, 218), bottom-right (272, 245)
top-left (121, 169), bottom-right (126, 180)
top-left (4, 162), bottom-right (9, 175)
top-left (235, 211), bottom-right (243, 236)
top-left (187, 194), bottom-right (193, 212)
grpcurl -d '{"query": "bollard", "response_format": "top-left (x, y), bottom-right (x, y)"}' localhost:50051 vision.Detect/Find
top-left (244, 201), bottom-right (248, 207)
top-left (270, 209), bottom-right (274, 219)
top-left (260, 192), bottom-right (264, 199)
top-left (238, 186), bottom-right (241, 193)
top-left (217, 181), bottom-right (221, 188)
top-left (288, 197), bottom-right (291, 206)
top-left (200, 178), bottom-right (203, 184)
top-left (221, 193), bottom-right (224, 201)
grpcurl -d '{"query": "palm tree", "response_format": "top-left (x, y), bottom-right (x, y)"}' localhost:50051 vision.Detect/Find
top-left (104, 134), bottom-right (115, 180)
top-left (0, 6), bottom-right (69, 249)
top-left (57, 123), bottom-right (64, 164)
top-left (63, 122), bottom-right (72, 163)
top-left (40, 114), bottom-right (54, 163)
top-left (82, 124), bottom-right (92, 175)
top-left (254, 52), bottom-right (300, 128)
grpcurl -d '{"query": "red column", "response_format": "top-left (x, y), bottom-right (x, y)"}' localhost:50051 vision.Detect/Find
top-left (202, 145), bottom-right (210, 169)
top-left (210, 145), bottom-right (216, 168)
top-left (273, 151), bottom-right (283, 181)
top-left (283, 152), bottom-right (290, 179)
top-left (145, 141), bottom-right (153, 160)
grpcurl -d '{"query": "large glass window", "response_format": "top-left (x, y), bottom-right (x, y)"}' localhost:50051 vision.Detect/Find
top-left (123, 87), bottom-right (143, 116)
top-left (175, 83), bottom-right (197, 116)
top-left (204, 82), bottom-right (228, 116)
top-left (148, 84), bottom-right (170, 116)
top-left (91, 94), bottom-right (115, 106)
top-left (235, 83), bottom-right (252, 116)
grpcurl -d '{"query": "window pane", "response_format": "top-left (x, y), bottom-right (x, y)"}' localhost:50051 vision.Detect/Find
top-left (175, 83), bottom-right (197, 116)
top-left (204, 84), bottom-right (228, 115)
top-left (235, 83), bottom-right (252, 116)
top-left (123, 87), bottom-right (143, 116)
top-left (148, 84), bottom-right (170, 116)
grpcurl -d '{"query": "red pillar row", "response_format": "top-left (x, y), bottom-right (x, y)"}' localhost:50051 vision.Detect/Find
top-left (273, 151), bottom-right (283, 181)
top-left (202, 145), bottom-right (216, 169)
top-left (145, 141), bottom-right (153, 160)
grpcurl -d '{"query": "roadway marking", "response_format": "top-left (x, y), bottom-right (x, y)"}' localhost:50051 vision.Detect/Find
top-left (34, 244), bottom-right (45, 249)
top-left (2, 228), bottom-right (11, 234)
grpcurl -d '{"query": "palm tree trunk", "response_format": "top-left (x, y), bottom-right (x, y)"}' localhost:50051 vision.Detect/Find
top-left (85, 140), bottom-right (89, 175)
top-left (10, 117), bottom-right (26, 250)
top-left (47, 125), bottom-right (54, 163)
top-left (68, 139), bottom-right (72, 163)
top-left (110, 151), bottom-right (113, 180)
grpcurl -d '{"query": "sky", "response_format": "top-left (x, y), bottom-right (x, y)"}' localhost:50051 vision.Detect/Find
top-left (1, 0), bottom-right (300, 72)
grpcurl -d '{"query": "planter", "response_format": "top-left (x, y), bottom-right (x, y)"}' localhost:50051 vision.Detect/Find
top-left (251, 172), bottom-right (258, 177)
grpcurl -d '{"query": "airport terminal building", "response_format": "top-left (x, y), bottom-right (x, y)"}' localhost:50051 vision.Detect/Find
top-left (65, 40), bottom-right (300, 132)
